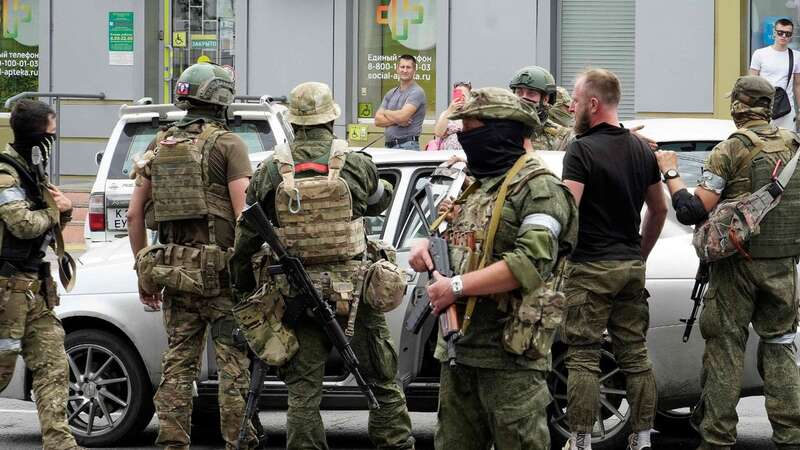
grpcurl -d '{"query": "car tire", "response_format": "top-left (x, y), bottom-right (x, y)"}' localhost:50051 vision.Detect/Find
top-left (64, 329), bottom-right (154, 447)
top-left (654, 408), bottom-right (696, 434)
top-left (547, 348), bottom-right (632, 450)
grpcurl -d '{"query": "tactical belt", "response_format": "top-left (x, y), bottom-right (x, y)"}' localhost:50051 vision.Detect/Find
top-left (0, 277), bottom-right (41, 293)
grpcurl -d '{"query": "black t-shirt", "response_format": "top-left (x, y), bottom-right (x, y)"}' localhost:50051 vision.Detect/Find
top-left (562, 122), bottom-right (660, 262)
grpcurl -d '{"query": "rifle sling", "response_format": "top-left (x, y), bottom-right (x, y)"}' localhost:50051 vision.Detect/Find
top-left (461, 153), bottom-right (534, 334)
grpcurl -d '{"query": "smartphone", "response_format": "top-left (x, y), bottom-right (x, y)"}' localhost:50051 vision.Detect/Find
top-left (452, 88), bottom-right (464, 102)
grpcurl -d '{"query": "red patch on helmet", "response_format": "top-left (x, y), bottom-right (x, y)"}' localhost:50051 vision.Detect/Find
top-left (176, 82), bottom-right (191, 95)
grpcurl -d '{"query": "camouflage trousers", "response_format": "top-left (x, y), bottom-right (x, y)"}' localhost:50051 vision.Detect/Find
top-left (277, 302), bottom-right (415, 450)
top-left (434, 365), bottom-right (550, 450)
top-left (561, 260), bottom-right (657, 433)
top-left (154, 291), bottom-right (254, 450)
top-left (692, 256), bottom-right (800, 450)
top-left (0, 274), bottom-right (79, 450)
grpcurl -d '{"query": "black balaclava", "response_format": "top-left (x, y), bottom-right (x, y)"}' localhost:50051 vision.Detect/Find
top-left (11, 131), bottom-right (56, 167)
top-left (457, 119), bottom-right (527, 178)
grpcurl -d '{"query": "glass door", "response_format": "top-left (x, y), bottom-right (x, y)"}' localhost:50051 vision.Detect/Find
top-left (164, 0), bottom-right (236, 103)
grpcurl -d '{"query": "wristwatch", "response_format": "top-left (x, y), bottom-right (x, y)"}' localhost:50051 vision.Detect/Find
top-left (451, 275), bottom-right (464, 298)
top-left (662, 168), bottom-right (680, 182)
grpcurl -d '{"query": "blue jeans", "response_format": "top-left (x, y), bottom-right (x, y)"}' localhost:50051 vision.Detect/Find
top-left (387, 139), bottom-right (420, 150)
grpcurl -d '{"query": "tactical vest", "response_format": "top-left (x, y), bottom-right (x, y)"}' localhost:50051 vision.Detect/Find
top-left (735, 128), bottom-right (800, 258)
top-left (149, 123), bottom-right (235, 245)
top-left (0, 156), bottom-right (52, 273)
top-left (272, 139), bottom-right (366, 264)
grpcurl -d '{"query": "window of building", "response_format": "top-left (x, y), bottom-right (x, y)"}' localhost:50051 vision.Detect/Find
top-left (559, 0), bottom-right (635, 119)
top-left (357, 0), bottom-right (437, 120)
top-left (170, 0), bottom-right (235, 101)
top-left (749, 1), bottom-right (798, 54)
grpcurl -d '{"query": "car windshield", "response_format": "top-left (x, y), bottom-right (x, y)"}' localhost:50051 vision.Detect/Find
top-left (658, 140), bottom-right (718, 184)
top-left (109, 120), bottom-right (277, 179)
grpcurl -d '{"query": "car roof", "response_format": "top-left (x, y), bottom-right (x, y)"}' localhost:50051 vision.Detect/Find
top-left (621, 118), bottom-right (736, 143)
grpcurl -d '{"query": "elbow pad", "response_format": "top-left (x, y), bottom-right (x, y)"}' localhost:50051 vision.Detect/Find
top-left (671, 188), bottom-right (708, 226)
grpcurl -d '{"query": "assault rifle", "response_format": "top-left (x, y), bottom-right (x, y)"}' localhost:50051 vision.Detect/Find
top-left (681, 262), bottom-right (709, 343)
top-left (240, 202), bottom-right (379, 409)
top-left (234, 328), bottom-right (267, 450)
top-left (404, 163), bottom-right (468, 366)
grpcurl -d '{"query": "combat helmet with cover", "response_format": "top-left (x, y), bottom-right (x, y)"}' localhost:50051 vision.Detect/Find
top-left (509, 66), bottom-right (557, 123)
top-left (174, 62), bottom-right (235, 107)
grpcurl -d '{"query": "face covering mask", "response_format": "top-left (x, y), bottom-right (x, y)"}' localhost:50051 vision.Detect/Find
top-left (457, 119), bottom-right (527, 178)
top-left (12, 132), bottom-right (56, 167)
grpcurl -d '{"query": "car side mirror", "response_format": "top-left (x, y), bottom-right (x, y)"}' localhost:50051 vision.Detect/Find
top-left (95, 152), bottom-right (104, 166)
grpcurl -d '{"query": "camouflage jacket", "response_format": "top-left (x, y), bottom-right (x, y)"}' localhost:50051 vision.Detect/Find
top-left (435, 154), bottom-right (578, 371)
top-left (0, 145), bottom-right (66, 274)
top-left (230, 127), bottom-right (393, 298)
top-left (531, 119), bottom-right (574, 152)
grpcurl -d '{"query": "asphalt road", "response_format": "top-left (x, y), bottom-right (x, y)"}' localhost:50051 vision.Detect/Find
top-left (0, 396), bottom-right (780, 449)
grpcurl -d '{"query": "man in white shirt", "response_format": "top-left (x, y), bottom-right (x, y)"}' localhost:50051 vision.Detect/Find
top-left (750, 18), bottom-right (800, 130)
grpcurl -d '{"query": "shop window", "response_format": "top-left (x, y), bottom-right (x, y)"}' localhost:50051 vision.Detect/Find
top-left (357, 0), bottom-right (437, 120)
top-left (749, 1), bottom-right (799, 53)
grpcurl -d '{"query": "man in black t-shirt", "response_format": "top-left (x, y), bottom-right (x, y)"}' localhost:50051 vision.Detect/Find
top-left (560, 69), bottom-right (668, 450)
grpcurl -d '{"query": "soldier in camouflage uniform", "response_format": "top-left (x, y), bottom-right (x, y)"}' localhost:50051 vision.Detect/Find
top-left (551, 86), bottom-right (575, 128)
top-left (409, 87), bottom-right (579, 450)
top-left (127, 63), bottom-right (255, 449)
top-left (509, 66), bottom-right (575, 151)
top-left (230, 81), bottom-right (415, 450)
top-left (655, 75), bottom-right (800, 450)
top-left (0, 99), bottom-right (81, 449)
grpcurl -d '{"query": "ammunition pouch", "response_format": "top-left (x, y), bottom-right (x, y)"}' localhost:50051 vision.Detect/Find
top-left (502, 284), bottom-right (565, 361)
top-left (136, 243), bottom-right (231, 297)
top-left (232, 283), bottom-right (299, 367)
top-left (363, 259), bottom-right (407, 313)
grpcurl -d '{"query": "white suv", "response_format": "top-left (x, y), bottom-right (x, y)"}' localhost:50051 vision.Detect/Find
top-left (85, 98), bottom-right (293, 245)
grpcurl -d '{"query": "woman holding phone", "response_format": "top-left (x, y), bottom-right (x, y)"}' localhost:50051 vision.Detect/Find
top-left (429, 81), bottom-right (472, 150)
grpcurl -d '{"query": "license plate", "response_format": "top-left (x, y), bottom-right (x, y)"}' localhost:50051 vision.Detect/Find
top-left (107, 208), bottom-right (129, 231)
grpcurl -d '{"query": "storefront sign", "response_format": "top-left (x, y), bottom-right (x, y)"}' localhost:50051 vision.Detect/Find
top-left (108, 11), bottom-right (134, 65)
top-left (172, 31), bottom-right (187, 48)
top-left (0, 0), bottom-right (39, 107)
top-left (191, 34), bottom-right (218, 49)
top-left (358, 0), bottom-right (437, 119)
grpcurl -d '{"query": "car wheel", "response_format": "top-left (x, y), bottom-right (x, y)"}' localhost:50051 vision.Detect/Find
top-left (64, 329), bottom-right (154, 447)
top-left (655, 407), bottom-right (695, 434)
top-left (547, 348), bottom-right (632, 450)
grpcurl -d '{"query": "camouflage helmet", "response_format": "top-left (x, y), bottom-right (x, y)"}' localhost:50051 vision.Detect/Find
top-left (174, 63), bottom-right (235, 107)
top-left (728, 75), bottom-right (775, 107)
top-left (509, 66), bottom-right (558, 105)
top-left (287, 81), bottom-right (341, 125)
top-left (450, 87), bottom-right (541, 130)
